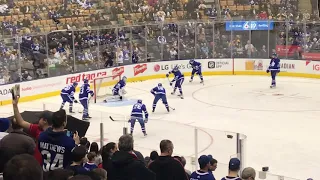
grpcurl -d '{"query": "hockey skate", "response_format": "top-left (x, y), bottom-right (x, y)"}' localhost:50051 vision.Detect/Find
top-left (143, 132), bottom-right (147, 136)
top-left (200, 80), bottom-right (204, 83)
top-left (178, 94), bottom-right (184, 99)
top-left (171, 91), bottom-right (175, 95)
top-left (270, 84), bottom-right (276, 88)
top-left (189, 79), bottom-right (193, 82)
top-left (103, 100), bottom-right (107, 103)
top-left (69, 111), bottom-right (75, 114)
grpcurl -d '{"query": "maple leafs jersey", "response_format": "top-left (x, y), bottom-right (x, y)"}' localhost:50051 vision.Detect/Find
top-left (79, 84), bottom-right (94, 100)
top-left (131, 102), bottom-right (148, 119)
top-left (190, 61), bottom-right (202, 71)
top-left (268, 57), bottom-right (280, 71)
top-left (151, 86), bottom-right (166, 95)
top-left (168, 68), bottom-right (184, 81)
top-left (190, 170), bottom-right (215, 180)
top-left (113, 79), bottom-right (126, 93)
top-left (61, 84), bottom-right (76, 101)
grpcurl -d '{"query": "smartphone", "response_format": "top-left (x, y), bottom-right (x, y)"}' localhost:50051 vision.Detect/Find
top-left (11, 84), bottom-right (20, 100)
top-left (66, 130), bottom-right (74, 137)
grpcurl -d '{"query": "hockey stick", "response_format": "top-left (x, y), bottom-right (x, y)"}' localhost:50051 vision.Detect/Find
top-left (169, 106), bottom-right (175, 110)
top-left (109, 116), bottom-right (129, 122)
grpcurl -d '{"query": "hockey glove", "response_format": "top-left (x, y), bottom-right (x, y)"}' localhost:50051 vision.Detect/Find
top-left (277, 69), bottom-right (280, 73)
top-left (74, 100), bottom-right (78, 103)
top-left (144, 118), bottom-right (148, 123)
top-left (266, 69), bottom-right (270, 73)
top-left (169, 82), bottom-right (172, 86)
top-left (166, 74), bottom-right (169, 77)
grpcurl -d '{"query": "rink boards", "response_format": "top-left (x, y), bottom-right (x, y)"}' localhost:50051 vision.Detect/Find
top-left (0, 58), bottom-right (319, 105)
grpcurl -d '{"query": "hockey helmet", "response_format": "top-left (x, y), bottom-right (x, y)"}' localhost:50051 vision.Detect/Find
top-left (272, 53), bottom-right (278, 58)
top-left (189, 59), bottom-right (195, 64)
top-left (122, 76), bottom-right (127, 82)
top-left (137, 99), bottom-right (142, 103)
top-left (83, 79), bottom-right (89, 84)
top-left (73, 82), bottom-right (78, 87)
top-left (173, 65), bottom-right (179, 71)
top-left (158, 83), bottom-right (162, 87)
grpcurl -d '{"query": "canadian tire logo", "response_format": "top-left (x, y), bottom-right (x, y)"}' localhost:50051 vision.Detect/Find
top-left (112, 67), bottom-right (124, 79)
top-left (134, 64), bottom-right (147, 76)
top-left (154, 64), bottom-right (160, 72)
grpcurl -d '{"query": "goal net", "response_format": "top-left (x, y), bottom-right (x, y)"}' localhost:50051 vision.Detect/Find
top-left (93, 75), bottom-right (121, 103)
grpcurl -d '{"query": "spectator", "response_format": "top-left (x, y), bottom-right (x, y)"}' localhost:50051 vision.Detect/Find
top-left (190, 155), bottom-right (215, 180)
top-left (38, 109), bottom-right (80, 172)
top-left (106, 134), bottom-right (155, 180)
top-left (0, 118), bottom-right (10, 132)
top-left (12, 96), bottom-right (53, 165)
top-left (80, 137), bottom-right (91, 151)
top-left (89, 142), bottom-right (102, 166)
top-left (241, 167), bottom-right (256, 180)
top-left (67, 146), bottom-right (89, 175)
top-left (148, 150), bottom-right (158, 166)
top-left (92, 168), bottom-right (107, 180)
top-left (44, 168), bottom-right (74, 180)
top-left (221, 158), bottom-right (241, 180)
top-left (101, 142), bottom-right (118, 170)
top-left (0, 118), bottom-right (36, 172)
top-left (3, 154), bottom-right (43, 180)
top-left (209, 158), bottom-right (218, 172)
top-left (84, 152), bottom-right (98, 171)
top-left (181, 156), bottom-right (191, 178)
top-left (149, 139), bottom-right (188, 180)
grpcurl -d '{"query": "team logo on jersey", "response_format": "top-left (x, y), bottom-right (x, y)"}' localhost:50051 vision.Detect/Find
top-left (134, 64), bottom-right (147, 76)
top-left (112, 67), bottom-right (124, 79)
top-left (245, 60), bottom-right (263, 70)
top-left (154, 64), bottom-right (160, 72)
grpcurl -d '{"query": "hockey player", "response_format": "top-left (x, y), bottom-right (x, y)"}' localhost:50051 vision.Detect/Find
top-left (60, 82), bottom-right (78, 113)
top-left (130, 99), bottom-right (148, 136)
top-left (166, 65), bottom-right (184, 99)
top-left (189, 59), bottom-right (203, 83)
top-left (266, 53), bottom-right (280, 88)
top-left (79, 79), bottom-right (94, 120)
top-left (104, 76), bottom-right (127, 102)
top-left (150, 83), bottom-right (170, 112)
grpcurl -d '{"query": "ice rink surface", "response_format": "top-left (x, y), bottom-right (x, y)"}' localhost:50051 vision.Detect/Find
top-left (1, 75), bottom-right (320, 180)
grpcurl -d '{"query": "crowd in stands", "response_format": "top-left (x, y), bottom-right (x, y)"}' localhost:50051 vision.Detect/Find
top-left (0, 96), bottom-right (258, 180)
top-left (0, 0), bottom-right (319, 84)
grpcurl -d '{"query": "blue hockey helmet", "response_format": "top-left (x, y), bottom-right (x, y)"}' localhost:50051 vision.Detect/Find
top-left (137, 99), bottom-right (142, 103)
top-left (158, 83), bottom-right (162, 87)
top-left (189, 59), bottom-right (195, 64)
top-left (122, 76), bottom-right (127, 82)
top-left (83, 79), bottom-right (89, 84)
top-left (73, 82), bottom-right (78, 87)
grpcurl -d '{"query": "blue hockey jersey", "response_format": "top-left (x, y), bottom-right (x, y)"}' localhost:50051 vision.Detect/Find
top-left (268, 58), bottom-right (280, 71)
top-left (131, 102), bottom-right (148, 119)
top-left (61, 84), bottom-right (76, 100)
top-left (79, 84), bottom-right (94, 100)
top-left (190, 170), bottom-right (215, 180)
top-left (151, 86), bottom-right (166, 95)
top-left (191, 61), bottom-right (202, 71)
top-left (168, 68), bottom-right (184, 81)
top-left (38, 128), bottom-right (76, 172)
top-left (113, 79), bottom-right (126, 92)
top-left (221, 176), bottom-right (241, 180)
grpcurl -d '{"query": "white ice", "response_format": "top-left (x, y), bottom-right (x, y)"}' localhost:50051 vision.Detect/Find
top-left (1, 75), bottom-right (319, 180)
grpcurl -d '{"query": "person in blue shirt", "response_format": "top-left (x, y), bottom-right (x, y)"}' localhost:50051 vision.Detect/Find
top-left (190, 155), bottom-right (215, 180)
top-left (60, 82), bottom-right (78, 113)
top-left (129, 99), bottom-right (148, 136)
top-left (221, 158), bottom-right (241, 180)
top-left (79, 79), bottom-right (94, 120)
top-left (38, 109), bottom-right (80, 172)
top-left (266, 53), bottom-right (280, 88)
top-left (150, 83), bottom-right (170, 113)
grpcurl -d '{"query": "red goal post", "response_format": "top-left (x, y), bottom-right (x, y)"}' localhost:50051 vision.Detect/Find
top-left (93, 75), bottom-right (121, 103)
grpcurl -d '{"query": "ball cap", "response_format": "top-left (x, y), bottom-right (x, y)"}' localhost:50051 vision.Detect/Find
top-left (38, 111), bottom-right (53, 125)
top-left (229, 158), bottom-right (241, 171)
top-left (0, 118), bottom-right (10, 132)
top-left (198, 155), bottom-right (213, 167)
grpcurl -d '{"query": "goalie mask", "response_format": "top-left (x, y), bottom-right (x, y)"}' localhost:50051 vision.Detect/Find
top-left (122, 76), bottom-right (127, 82)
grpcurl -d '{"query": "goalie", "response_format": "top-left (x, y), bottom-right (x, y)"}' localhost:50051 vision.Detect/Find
top-left (104, 76), bottom-right (127, 102)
